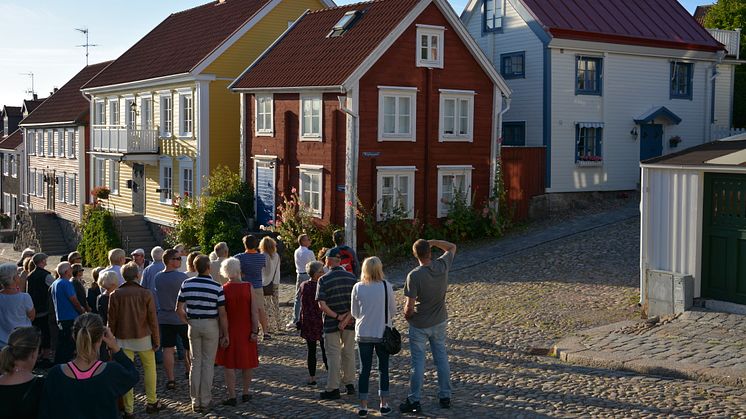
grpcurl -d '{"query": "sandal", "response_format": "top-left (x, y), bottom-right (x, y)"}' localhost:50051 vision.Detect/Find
top-left (146, 401), bottom-right (163, 414)
top-left (166, 380), bottom-right (176, 390)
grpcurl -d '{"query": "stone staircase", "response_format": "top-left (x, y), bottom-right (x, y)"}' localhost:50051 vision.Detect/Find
top-left (22, 211), bottom-right (76, 256)
top-left (114, 215), bottom-right (161, 256)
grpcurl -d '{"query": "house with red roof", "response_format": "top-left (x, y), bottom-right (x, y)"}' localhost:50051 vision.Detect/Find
top-left (462, 0), bottom-right (742, 193)
top-left (19, 61), bottom-right (111, 228)
top-left (80, 0), bottom-right (333, 233)
top-left (231, 0), bottom-right (511, 247)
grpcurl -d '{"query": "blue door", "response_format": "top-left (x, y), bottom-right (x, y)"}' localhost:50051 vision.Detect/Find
top-left (640, 124), bottom-right (663, 161)
top-left (255, 162), bottom-right (275, 227)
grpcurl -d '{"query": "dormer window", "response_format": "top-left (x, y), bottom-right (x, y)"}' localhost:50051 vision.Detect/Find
top-left (416, 25), bottom-right (445, 69)
top-left (484, 0), bottom-right (504, 32)
top-left (329, 10), bottom-right (359, 37)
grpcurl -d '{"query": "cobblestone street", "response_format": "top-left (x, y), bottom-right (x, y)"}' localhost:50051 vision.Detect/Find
top-left (120, 215), bottom-right (746, 418)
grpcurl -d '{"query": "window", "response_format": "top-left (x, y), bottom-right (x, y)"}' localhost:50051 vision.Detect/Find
top-left (299, 166), bottom-right (323, 216)
top-left (437, 166), bottom-right (473, 217)
top-left (378, 87), bottom-right (417, 141)
top-left (439, 90), bottom-right (474, 141)
top-left (2, 154), bottom-right (8, 176)
top-left (10, 195), bottom-right (16, 218)
top-left (93, 158), bottom-right (106, 187)
top-left (66, 174), bottom-right (77, 205)
top-left (180, 94), bottom-right (193, 137)
top-left (575, 124), bottom-right (603, 162)
top-left (376, 167), bottom-right (415, 220)
top-left (671, 62), bottom-right (694, 100)
top-left (576, 56), bottom-right (602, 95)
top-left (56, 174), bottom-right (66, 202)
top-left (179, 157), bottom-right (194, 198)
top-left (45, 131), bottom-right (54, 156)
top-left (502, 122), bottom-right (526, 146)
top-left (36, 171), bottom-right (44, 198)
top-left (300, 95), bottom-right (322, 139)
top-left (501, 52), bottom-right (525, 79)
top-left (109, 161), bottom-right (119, 194)
top-left (109, 99), bottom-right (119, 126)
top-left (329, 10), bottom-right (359, 37)
top-left (94, 100), bottom-right (105, 125)
top-left (416, 26), bottom-right (444, 68)
top-left (28, 132), bottom-right (36, 155)
top-left (28, 169), bottom-right (36, 196)
top-left (159, 157), bottom-right (173, 204)
top-left (255, 94), bottom-right (274, 136)
top-left (125, 98), bottom-right (135, 130)
top-left (56, 130), bottom-right (65, 157)
top-left (484, 0), bottom-right (503, 32)
top-left (10, 155), bottom-right (17, 178)
top-left (36, 132), bottom-right (44, 156)
top-left (3, 193), bottom-right (10, 216)
top-left (141, 97), bottom-right (153, 130)
top-left (66, 129), bottom-right (76, 158)
top-left (161, 94), bottom-right (173, 136)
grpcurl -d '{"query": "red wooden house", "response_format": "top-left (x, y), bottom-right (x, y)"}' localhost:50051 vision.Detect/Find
top-left (230, 0), bottom-right (511, 248)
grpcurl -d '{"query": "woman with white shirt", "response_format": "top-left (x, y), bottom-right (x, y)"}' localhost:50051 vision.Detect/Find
top-left (350, 257), bottom-right (396, 417)
top-left (259, 237), bottom-right (282, 334)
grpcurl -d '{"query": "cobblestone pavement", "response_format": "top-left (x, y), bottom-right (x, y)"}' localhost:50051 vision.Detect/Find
top-left (554, 310), bottom-right (746, 389)
top-left (118, 216), bottom-right (746, 418)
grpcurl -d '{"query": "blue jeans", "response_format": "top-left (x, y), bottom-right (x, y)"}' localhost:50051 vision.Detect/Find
top-left (358, 342), bottom-right (389, 401)
top-left (408, 321), bottom-right (451, 402)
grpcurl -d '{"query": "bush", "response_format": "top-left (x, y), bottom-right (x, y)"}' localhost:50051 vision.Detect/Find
top-left (0, 213), bottom-right (11, 229)
top-left (78, 205), bottom-right (122, 267)
top-left (357, 200), bottom-right (423, 263)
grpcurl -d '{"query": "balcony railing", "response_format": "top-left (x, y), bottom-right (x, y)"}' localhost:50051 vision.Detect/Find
top-left (708, 28), bottom-right (741, 59)
top-left (92, 126), bottom-right (160, 154)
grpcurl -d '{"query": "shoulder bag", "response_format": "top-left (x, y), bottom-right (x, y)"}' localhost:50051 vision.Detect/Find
top-left (381, 280), bottom-right (401, 355)
top-left (263, 254), bottom-right (279, 296)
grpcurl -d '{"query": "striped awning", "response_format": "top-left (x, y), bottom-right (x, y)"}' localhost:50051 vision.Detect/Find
top-left (576, 122), bottom-right (604, 128)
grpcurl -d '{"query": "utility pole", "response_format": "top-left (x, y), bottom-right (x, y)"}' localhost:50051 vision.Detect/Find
top-left (20, 72), bottom-right (35, 98)
top-left (75, 27), bottom-right (99, 66)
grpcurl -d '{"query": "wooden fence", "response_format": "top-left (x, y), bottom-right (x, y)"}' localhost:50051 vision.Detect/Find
top-left (500, 146), bottom-right (546, 221)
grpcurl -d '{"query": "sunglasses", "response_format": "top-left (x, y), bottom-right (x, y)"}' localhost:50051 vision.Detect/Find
top-left (171, 257), bottom-right (182, 261)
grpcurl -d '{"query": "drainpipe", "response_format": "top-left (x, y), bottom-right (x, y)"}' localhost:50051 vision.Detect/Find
top-left (239, 93), bottom-right (246, 182)
top-left (491, 87), bottom-right (511, 217)
top-left (81, 91), bottom-right (93, 218)
top-left (707, 50), bottom-right (726, 142)
top-left (338, 94), bottom-right (358, 251)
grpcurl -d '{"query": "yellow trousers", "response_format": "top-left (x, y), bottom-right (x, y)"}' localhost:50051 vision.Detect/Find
top-left (123, 348), bottom-right (157, 413)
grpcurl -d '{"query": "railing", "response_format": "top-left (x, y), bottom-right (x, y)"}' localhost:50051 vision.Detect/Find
top-left (711, 125), bottom-right (746, 142)
top-left (92, 126), bottom-right (160, 154)
top-left (707, 28), bottom-right (741, 59)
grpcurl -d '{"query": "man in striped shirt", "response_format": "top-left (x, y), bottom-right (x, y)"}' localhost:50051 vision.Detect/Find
top-left (177, 255), bottom-right (229, 413)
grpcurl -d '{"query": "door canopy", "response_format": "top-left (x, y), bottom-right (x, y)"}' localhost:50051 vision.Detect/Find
top-left (634, 106), bottom-right (682, 125)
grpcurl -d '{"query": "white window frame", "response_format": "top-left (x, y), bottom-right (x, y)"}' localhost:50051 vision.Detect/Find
top-left (94, 100), bottom-right (105, 125)
top-left (36, 131), bottom-right (44, 156)
top-left (160, 92), bottom-right (173, 137)
top-left (416, 25), bottom-right (445, 69)
top-left (28, 169), bottom-right (36, 196)
top-left (66, 129), bottom-right (76, 158)
top-left (255, 94), bottom-right (274, 136)
top-left (56, 129), bottom-right (65, 157)
top-left (141, 96), bottom-right (153, 131)
top-left (46, 131), bottom-right (54, 157)
top-left (10, 154), bottom-right (17, 178)
top-left (178, 157), bottom-right (194, 198)
top-left (66, 174), bottom-right (77, 205)
top-left (376, 166), bottom-right (416, 221)
top-left (159, 157), bottom-right (173, 204)
top-left (56, 174), bottom-right (66, 203)
top-left (93, 158), bottom-right (105, 188)
top-left (1, 154), bottom-right (8, 176)
top-left (108, 98), bottom-right (120, 126)
top-left (437, 165), bottom-right (473, 218)
top-left (28, 131), bottom-right (36, 156)
top-left (300, 94), bottom-right (323, 141)
top-left (439, 90), bottom-right (475, 142)
top-left (298, 165), bottom-right (323, 217)
top-left (378, 86), bottom-right (417, 142)
top-left (3, 193), bottom-right (10, 216)
top-left (124, 97), bottom-right (135, 130)
top-left (179, 92), bottom-right (193, 138)
top-left (36, 171), bottom-right (44, 198)
top-left (109, 160), bottom-right (119, 195)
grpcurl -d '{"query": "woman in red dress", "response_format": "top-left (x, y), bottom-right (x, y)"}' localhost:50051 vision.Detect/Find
top-left (299, 260), bottom-right (327, 386)
top-left (215, 257), bottom-right (259, 406)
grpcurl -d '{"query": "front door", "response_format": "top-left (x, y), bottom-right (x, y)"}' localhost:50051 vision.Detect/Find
top-left (132, 164), bottom-right (145, 214)
top-left (640, 124), bottom-right (663, 161)
top-left (702, 173), bottom-right (746, 305)
top-left (255, 160), bottom-right (276, 226)
top-left (46, 172), bottom-right (55, 212)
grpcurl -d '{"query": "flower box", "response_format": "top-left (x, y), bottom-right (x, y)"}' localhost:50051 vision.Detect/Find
top-left (576, 160), bottom-right (603, 167)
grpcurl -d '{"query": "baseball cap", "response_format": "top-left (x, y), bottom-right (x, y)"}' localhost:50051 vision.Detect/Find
top-left (131, 248), bottom-right (145, 256)
top-left (326, 247), bottom-right (342, 259)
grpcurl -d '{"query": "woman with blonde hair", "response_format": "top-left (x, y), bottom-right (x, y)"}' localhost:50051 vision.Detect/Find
top-left (351, 257), bottom-right (396, 417)
top-left (215, 257), bottom-right (258, 406)
top-left (259, 236), bottom-right (282, 334)
top-left (38, 313), bottom-right (139, 418)
top-left (186, 251), bottom-right (201, 278)
top-left (0, 327), bottom-right (43, 419)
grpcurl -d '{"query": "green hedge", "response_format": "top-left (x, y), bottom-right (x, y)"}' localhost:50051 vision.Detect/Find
top-left (78, 206), bottom-right (122, 267)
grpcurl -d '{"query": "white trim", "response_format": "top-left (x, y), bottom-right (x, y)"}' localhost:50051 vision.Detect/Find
top-left (239, 93), bottom-right (247, 182)
top-left (299, 94), bottom-right (323, 141)
top-left (196, 80), bottom-right (210, 196)
top-left (439, 91), bottom-right (474, 142)
top-left (377, 85), bottom-right (419, 92)
top-left (159, 92), bottom-right (173, 137)
top-left (159, 156), bottom-right (173, 205)
top-left (82, 73), bottom-right (195, 94)
top-left (378, 87), bottom-right (417, 142)
top-left (253, 154), bottom-right (278, 161)
top-left (232, 85), bottom-right (343, 93)
top-left (108, 159), bottom-right (120, 195)
top-left (416, 24), bottom-right (446, 30)
top-left (416, 26), bottom-right (445, 69)
top-left (376, 167), bottom-right (415, 220)
top-left (254, 93), bottom-right (274, 136)
top-left (179, 91), bottom-right (194, 138)
top-left (437, 165), bottom-right (473, 218)
top-left (298, 164), bottom-right (324, 170)
top-left (178, 157), bottom-right (194, 198)
top-left (298, 166), bottom-right (323, 217)
top-left (376, 165), bottom-right (418, 171)
top-left (439, 89), bottom-right (476, 95)
top-left (437, 164), bottom-right (475, 169)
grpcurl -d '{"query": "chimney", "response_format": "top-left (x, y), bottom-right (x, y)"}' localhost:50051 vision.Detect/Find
top-left (33, 93), bottom-right (38, 100)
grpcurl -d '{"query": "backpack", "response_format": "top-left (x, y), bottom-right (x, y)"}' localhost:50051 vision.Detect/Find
top-left (336, 246), bottom-right (356, 274)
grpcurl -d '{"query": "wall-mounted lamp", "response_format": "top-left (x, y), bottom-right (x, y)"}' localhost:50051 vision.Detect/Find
top-left (630, 127), bottom-right (638, 137)
top-left (130, 100), bottom-right (139, 117)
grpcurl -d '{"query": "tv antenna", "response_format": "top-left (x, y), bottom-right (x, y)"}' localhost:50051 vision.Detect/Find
top-left (20, 72), bottom-right (35, 97)
top-left (75, 27), bottom-right (99, 65)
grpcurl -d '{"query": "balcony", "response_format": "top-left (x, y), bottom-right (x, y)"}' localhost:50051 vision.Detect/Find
top-left (92, 126), bottom-right (160, 154)
top-left (707, 28), bottom-right (741, 59)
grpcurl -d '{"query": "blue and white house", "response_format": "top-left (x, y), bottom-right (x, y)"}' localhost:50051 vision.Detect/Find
top-left (461, 0), bottom-right (742, 192)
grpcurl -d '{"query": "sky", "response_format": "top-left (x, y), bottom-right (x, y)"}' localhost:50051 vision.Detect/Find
top-left (0, 0), bottom-right (703, 108)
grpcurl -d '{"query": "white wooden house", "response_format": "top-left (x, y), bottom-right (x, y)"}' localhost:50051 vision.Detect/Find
top-left (461, 0), bottom-right (742, 193)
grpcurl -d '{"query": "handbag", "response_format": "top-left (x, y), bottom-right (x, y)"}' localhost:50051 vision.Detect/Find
top-left (381, 280), bottom-right (401, 355)
top-left (263, 254), bottom-right (279, 296)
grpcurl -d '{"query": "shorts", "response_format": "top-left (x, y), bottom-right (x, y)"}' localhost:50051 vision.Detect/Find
top-left (252, 287), bottom-right (265, 311)
top-left (160, 324), bottom-right (190, 351)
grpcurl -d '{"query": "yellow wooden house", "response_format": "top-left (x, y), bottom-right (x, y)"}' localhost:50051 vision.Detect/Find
top-left (81, 0), bottom-right (333, 226)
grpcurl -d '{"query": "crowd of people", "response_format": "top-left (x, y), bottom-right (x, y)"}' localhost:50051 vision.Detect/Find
top-left (0, 230), bottom-right (457, 418)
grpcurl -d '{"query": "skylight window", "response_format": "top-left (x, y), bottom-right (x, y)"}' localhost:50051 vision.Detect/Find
top-left (329, 10), bottom-right (359, 37)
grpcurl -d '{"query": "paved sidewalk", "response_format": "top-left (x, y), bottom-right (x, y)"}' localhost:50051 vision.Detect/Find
top-left (552, 309), bottom-right (746, 388)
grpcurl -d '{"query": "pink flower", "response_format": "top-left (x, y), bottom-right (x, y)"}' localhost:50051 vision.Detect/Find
top-left (268, 219), bottom-right (274, 225)
top-left (346, 201), bottom-right (353, 207)
top-left (291, 187), bottom-right (297, 194)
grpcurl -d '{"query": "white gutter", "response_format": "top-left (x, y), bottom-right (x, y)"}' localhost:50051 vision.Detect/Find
top-left (338, 88), bottom-right (359, 251)
top-left (491, 88), bottom-right (511, 215)
top-left (239, 93), bottom-right (247, 182)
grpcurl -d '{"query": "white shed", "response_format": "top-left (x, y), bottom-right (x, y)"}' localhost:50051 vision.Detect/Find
top-left (640, 139), bottom-right (746, 311)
